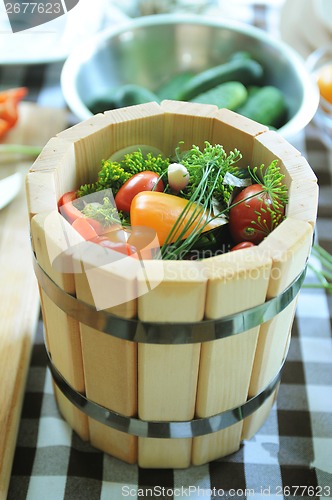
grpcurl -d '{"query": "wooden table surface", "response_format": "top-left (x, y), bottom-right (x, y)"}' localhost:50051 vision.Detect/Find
top-left (0, 103), bottom-right (67, 497)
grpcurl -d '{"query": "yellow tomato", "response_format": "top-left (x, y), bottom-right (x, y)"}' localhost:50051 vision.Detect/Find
top-left (317, 64), bottom-right (332, 104)
top-left (130, 191), bottom-right (222, 246)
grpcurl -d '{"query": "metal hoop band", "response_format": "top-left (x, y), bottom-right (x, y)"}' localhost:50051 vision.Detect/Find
top-left (47, 346), bottom-right (284, 439)
top-left (33, 254), bottom-right (306, 345)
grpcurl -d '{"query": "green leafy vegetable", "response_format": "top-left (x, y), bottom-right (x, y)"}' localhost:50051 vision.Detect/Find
top-left (81, 197), bottom-right (121, 227)
top-left (77, 149), bottom-right (169, 198)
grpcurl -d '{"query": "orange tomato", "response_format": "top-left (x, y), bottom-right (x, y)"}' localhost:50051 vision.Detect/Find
top-left (130, 191), bottom-right (221, 246)
top-left (317, 64), bottom-right (332, 105)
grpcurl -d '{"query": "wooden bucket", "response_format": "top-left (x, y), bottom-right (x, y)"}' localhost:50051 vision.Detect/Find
top-left (26, 101), bottom-right (318, 468)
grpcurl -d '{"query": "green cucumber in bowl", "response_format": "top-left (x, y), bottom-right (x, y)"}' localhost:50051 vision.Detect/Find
top-left (177, 57), bottom-right (264, 101)
top-left (156, 71), bottom-right (195, 101)
top-left (190, 81), bottom-right (248, 109)
top-left (88, 84), bottom-right (160, 113)
top-left (235, 85), bottom-right (288, 128)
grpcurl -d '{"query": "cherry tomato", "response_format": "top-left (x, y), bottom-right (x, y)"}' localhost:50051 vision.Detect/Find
top-left (72, 218), bottom-right (99, 240)
top-left (115, 171), bottom-right (164, 213)
top-left (92, 228), bottom-right (138, 257)
top-left (58, 191), bottom-right (84, 224)
top-left (228, 184), bottom-right (285, 244)
top-left (316, 64), bottom-right (332, 105)
top-left (231, 241), bottom-right (255, 251)
top-left (93, 236), bottom-right (137, 256)
top-left (130, 191), bottom-right (222, 246)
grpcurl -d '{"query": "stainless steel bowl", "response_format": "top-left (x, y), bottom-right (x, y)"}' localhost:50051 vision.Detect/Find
top-left (61, 14), bottom-right (319, 139)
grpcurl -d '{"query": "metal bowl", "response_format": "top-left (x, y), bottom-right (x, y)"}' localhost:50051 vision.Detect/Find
top-left (61, 14), bottom-right (319, 139)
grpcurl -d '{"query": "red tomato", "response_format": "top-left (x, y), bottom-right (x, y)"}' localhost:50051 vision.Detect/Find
top-left (231, 241), bottom-right (255, 251)
top-left (72, 218), bottom-right (99, 240)
top-left (58, 191), bottom-right (84, 224)
top-left (229, 184), bottom-right (285, 244)
top-left (93, 236), bottom-right (137, 256)
top-left (92, 228), bottom-right (138, 257)
top-left (115, 171), bottom-right (164, 213)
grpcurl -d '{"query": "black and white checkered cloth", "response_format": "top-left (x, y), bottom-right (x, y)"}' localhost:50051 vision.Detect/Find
top-left (3, 1), bottom-right (332, 498)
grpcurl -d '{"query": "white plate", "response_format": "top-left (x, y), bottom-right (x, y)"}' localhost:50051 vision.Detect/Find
top-left (0, 173), bottom-right (22, 210)
top-left (314, 0), bottom-right (332, 34)
top-left (300, 0), bottom-right (331, 51)
top-left (0, 0), bottom-right (127, 65)
top-left (279, 0), bottom-right (331, 58)
top-left (279, 0), bottom-right (312, 58)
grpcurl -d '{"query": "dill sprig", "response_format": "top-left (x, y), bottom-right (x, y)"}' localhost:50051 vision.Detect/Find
top-left (249, 159), bottom-right (288, 207)
top-left (246, 159), bottom-right (288, 237)
top-left (77, 150), bottom-right (169, 198)
top-left (81, 197), bottom-right (122, 227)
top-left (161, 142), bottom-right (240, 259)
top-left (175, 141), bottom-right (243, 209)
top-left (121, 150), bottom-right (169, 175)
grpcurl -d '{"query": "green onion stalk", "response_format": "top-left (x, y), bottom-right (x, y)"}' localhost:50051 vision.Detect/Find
top-left (305, 244), bottom-right (332, 294)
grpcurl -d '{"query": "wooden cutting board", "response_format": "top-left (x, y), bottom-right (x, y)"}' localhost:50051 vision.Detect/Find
top-left (0, 103), bottom-right (67, 497)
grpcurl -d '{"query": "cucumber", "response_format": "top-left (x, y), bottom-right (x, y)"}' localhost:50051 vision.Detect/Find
top-left (190, 81), bottom-right (248, 109)
top-left (114, 84), bottom-right (160, 107)
top-left (156, 71), bottom-right (195, 100)
top-left (88, 84), bottom-right (160, 113)
top-left (235, 85), bottom-right (287, 127)
top-left (88, 95), bottom-right (118, 114)
top-left (177, 58), bottom-right (264, 101)
top-left (229, 51), bottom-right (253, 62)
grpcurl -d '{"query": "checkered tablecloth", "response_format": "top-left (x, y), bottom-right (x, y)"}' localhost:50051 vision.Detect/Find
top-left (3, 2), bottom-right (332, 499)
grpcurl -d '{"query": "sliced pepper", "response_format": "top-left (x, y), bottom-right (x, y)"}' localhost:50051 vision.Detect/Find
top-left (0, 87), bottom-right (28, 137)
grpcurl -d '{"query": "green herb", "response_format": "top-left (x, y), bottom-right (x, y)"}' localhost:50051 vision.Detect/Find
top-left (77, 160), bottom-right (131, 197)
top-left (0, 144), bottom-right (42, 156)
top-left (81, 197), bottom-right (122, 227)
top-left (249, 159), bottom-right (288, 207)
top-left (245, 159), bottom-right (288, 237)
top-left (305, 244), bottom-right (332, 294)
top-left (161, 142), bottom-right (244, 259)
top-left (77, 149), bottom-right (169, 198)
top-left (175, 141), bottom-right (243, 209)
top-left (161, 154), bottom-right (288, 260)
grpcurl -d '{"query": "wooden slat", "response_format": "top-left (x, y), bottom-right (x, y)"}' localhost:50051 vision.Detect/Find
top-left (137, 260), bottom-right (207, 468)
top-left (26, 136), bottom-right (76, 218)
top-left (160, 100), bottom-right (217, 154)
top-left (57, 103), bottom-right (166, 186)
top-left (242, 218), bottom-right (314, 439)
top-left (251, 130), bottom-right (316, 187)
top-left (212, 108), bottom-right (269, 168)
top-left (251, 130), bottom-right (319, 228)
top-left (192, 247), bottom-right (272, 465)
top-left (286, 180), bottom-right (319, 227)
top-left (73, 242), bottom-right (138, 464)
top-left (238, 128), bottom-right (317, 440)
top-left (30, 211), bottom-right (89, 441)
